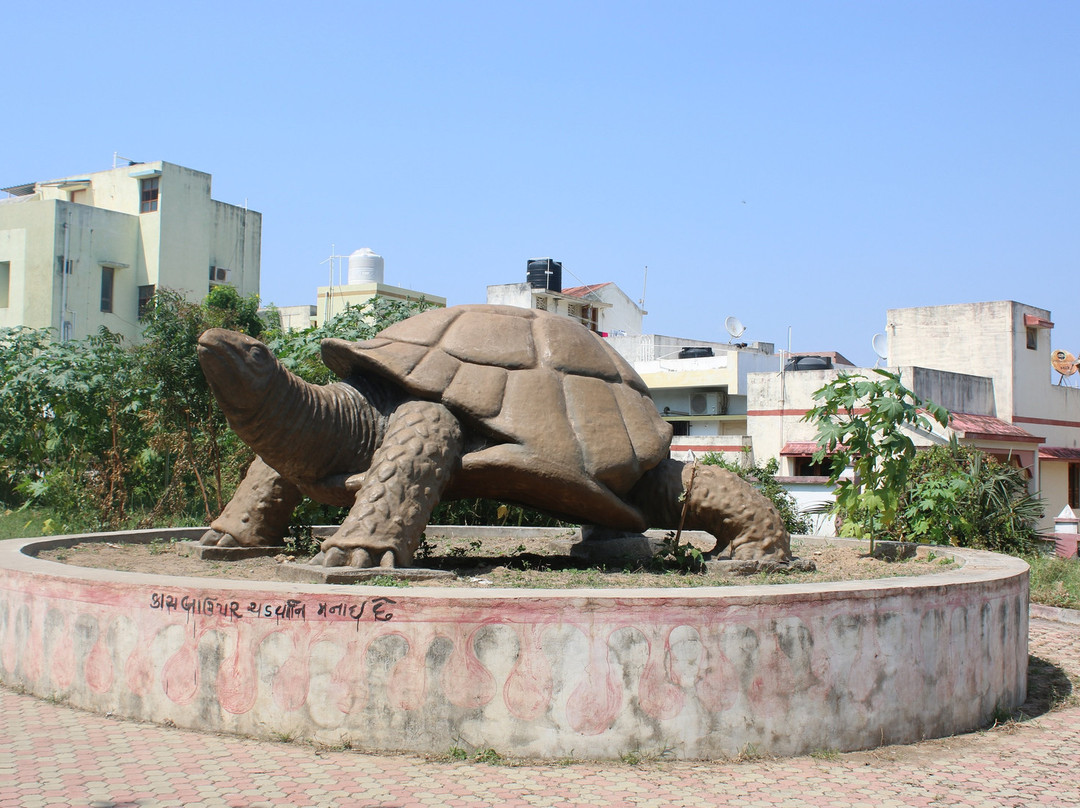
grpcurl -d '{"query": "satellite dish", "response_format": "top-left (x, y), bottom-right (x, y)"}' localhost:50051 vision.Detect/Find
top-left (725, 316), bottom-right (746, 340)
top-left (1052, 349), bottom-right (1079, 382)
top-left (872, 333), bottom-right (888, 367)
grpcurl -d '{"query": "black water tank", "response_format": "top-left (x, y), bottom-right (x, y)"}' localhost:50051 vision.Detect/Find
top-left (527, 258), bottom-right (562, 291)
top-left (678, 347), bottom-right (714, 359)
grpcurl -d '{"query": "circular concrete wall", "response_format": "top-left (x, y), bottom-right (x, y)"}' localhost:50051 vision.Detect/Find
top-left (0, 529), bottom-right (1028, 759)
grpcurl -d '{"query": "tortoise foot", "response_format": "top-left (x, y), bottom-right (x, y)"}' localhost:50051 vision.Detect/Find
top-left (200, 529), bottom-right (239, 547)
top-left (314, 546), bottom-right (398, 568)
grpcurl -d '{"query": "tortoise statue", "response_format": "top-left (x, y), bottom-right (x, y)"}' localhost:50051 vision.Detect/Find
top-left (197, 304), bottom-right (790, 568)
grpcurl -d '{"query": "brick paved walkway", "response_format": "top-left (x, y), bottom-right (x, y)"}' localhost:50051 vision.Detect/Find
top-left (2, 616), bottom-right (1077, 808)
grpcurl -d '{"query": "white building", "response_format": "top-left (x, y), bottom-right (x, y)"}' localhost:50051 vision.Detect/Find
top-left (607, 334), bottom-right (781, 461)
top-left (0, 161), bottom-right (260, 343)
top-left (487, 259), bottom-right (646, 336)
top-left (316, 248), bottom-right (445, 326)
top-left (270, 304), bottom-right (317, 332)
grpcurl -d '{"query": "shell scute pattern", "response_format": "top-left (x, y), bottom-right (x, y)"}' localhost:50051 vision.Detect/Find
top-left (439, 309), bottom-right (537, 369)
top-left (319, 304), bottom-right (670, 487)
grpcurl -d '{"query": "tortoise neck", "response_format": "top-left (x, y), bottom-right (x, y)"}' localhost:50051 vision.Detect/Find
top-left (230, 370), bottom-right (392, 483)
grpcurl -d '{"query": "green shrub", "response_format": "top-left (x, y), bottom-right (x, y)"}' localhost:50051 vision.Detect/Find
top-left (0, 293), bottom-right (433, 533)
top-left (890, 440), bottom-right (1042, 554)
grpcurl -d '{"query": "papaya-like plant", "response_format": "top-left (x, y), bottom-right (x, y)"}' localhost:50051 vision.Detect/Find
top-left (802, 369), bottom-right (949, 552)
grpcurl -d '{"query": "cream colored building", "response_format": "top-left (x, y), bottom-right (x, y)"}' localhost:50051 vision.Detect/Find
top-left (746, 300), bottom-right (1079, 534)
top-left (887, 301), bottom-right (1080, 532)
top-left (0, 161), bottom-right (260, 343)
top-left (316, 248), bottom-right (445, 326)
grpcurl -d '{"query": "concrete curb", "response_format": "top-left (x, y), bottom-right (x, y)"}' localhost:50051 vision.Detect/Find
top-left (1030, 602), bottom-right (1080, 625)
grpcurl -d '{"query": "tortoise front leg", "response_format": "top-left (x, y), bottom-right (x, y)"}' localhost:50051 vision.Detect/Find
top-left (315, 400), bottom-right (465, 568)
top-left (201, 455), bottom-right (303, 547)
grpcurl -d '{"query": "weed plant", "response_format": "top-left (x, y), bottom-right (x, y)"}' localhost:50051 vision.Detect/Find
top-left (1026, 553), bottom-right (1080, 610)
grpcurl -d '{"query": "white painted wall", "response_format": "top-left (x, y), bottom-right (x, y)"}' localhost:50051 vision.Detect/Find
top-left (747, 368), bottom-right (843, 473)
top-left (486, 281), bottom-right (645, 335)
top-left (267, 304), bottom-right (317, 332)
top-left (587, 282), bottom-right (644, 335)
top-left (779, 478), bottom-right (838, 536)
top-left (0, 203), bottom-right (39, 330)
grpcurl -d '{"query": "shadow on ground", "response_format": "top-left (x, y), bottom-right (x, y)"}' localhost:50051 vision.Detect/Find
top-left (1018, 654), bottom-right (1075, 720)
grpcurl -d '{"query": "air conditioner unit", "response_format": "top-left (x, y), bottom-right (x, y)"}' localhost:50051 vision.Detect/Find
top-left (689, 391), bottom-right (727, 416)
top-left (209, 266), bottom-right (231, 284)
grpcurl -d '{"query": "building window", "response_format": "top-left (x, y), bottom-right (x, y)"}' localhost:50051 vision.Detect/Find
top-left (580, 304), bottom-right (599, 332)
top-left (100, 266), bottom-right (114, 313)
top-left (138, 284), bottom-right (156, 320)
top-left (140, 177), bottom-right (159, 213)
top-left (1070, 464), bottom-right (1079, 509)
top-left (1026, 327), bottom-right (1038, 350)
top-left (0, 261), bottom-right (9, 308)
top-left (793, 456), bottom-right (829, 477)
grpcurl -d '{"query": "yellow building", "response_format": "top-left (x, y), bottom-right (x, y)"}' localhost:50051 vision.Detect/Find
top-left (315, 248), bottom-right (444, 325)
top-left (0, 161), bottom-right (259, 343)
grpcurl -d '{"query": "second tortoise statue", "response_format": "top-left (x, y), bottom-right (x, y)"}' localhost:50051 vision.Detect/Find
top-left (197, 303), bottom-right (790, 568)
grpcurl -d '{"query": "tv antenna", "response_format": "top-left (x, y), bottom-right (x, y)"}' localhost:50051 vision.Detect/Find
top-left (320, 243), bottom-right (349, 317)
top-left (638, 265), bottom-right (648, 309)
top-left (725, 316), bottom-right (746, 344)
top-left (872, 333), bottom-right (888, 368)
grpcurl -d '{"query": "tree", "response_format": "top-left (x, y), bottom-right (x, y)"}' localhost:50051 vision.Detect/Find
top-left (802, 369), bottom-right (949, 551)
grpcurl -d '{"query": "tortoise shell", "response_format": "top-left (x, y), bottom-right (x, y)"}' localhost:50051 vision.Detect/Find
top-left (321, 304), bottom-right (671, 496)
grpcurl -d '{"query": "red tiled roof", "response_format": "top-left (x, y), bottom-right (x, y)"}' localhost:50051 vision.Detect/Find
top-left (780, 441), bottom-right (827, 456)
top-left (560, 282), bottom-right (611, 298)
top-left (949, 413), bottom-right (1044, 443)
top-left (1040, 446), bottom-right (1080, 461)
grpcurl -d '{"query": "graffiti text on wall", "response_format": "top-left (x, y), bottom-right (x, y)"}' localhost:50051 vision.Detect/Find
top-left (149, 593), bottom-right (397, 625)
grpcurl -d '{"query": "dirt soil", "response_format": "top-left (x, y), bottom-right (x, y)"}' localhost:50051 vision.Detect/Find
top-left (38, 535), bottom-right (959, 588)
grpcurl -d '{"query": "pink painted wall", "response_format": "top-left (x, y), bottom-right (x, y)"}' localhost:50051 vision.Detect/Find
top-left (0, 531), bottom-right (1029, 759)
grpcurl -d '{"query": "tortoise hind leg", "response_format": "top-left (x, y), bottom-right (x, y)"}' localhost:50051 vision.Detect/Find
top-left (315, 399), bottom-right (464, 568)
top-left (627, 459), bottom-right (790, 561)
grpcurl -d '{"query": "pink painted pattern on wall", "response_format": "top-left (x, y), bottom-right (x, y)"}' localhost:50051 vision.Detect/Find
top-left (0, 556), bottom-right (1029, 759)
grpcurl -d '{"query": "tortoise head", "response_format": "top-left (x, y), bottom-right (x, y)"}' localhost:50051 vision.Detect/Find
top-left (197, 328), bottom-right (283, 418)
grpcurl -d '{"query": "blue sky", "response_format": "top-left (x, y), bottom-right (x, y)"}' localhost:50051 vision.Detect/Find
top-left (6, 1), bottom-right (1078, 368)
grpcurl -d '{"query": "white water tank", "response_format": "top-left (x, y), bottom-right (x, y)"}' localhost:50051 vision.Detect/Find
top-left (348, 248), bottom-right (384, 284)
